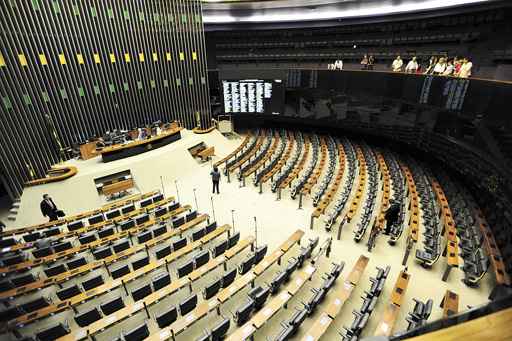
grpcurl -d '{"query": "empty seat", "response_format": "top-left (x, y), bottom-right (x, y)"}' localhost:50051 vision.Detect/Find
top-left (239, 253), bottom-right (256, 275)
top-left (100, 296), bottom-right (125, 315)
top-left (0, 280), bottom-right (14, 293)
top-left (186, 211), bottom-right (197, 221)
top-left (211, 318), bottom-right (230, 340)
top-left (123, 321), bottom-right (149, 341)
top-left (152, 224), bottom-right (167, 237)
top-left (155, 207), bottom-right (168, 218)
top-left (194, 250), bottom-right (210, 268)
top-left (105, 209), bottom-right (121, 220)
top-left (152, 193), bottom-right (164, 203)
top-left (131, 283), bottom-right (152, 302)
top-left (121, 204), bottom-right (135, 214)
top-left (79, 233), bottom-right (96, 245)
top-left (205, 222), bottom-right (217, 234)
top-left (228, 232), bottom-right (240, 249)
top-left (44, 227), bottom-right (60, 237)
top-left (155, 306), bottom-right (177, 328)
top-left (255, 245), bottom-right (268, 263)
top-left (23, 232), bottom-right (41, 242)
top-left (98, 227), bottom-right (115, 239)
top-left (119, 220), bottom-right (135, 231)
top-left (155, 244), bottom-right (172, 260)
top-left (112, 239), bottom-right (130, 253)
top-left (0, 253), bottom-right (25, 266)
top-left (12, 273), bottom-right (37, 287)
top-left (137, 230), bottom-right (153, 244)
top-left (172, 216), bottom-right (185, 228)
top-left (270, 272), bottom-right (286, 294)
top-left (0, 237), bottom-right (17, 247)
top-left (132, 255), bottom-right (150, 271)
top-left (93, 246), bottom-right (113, 260)
top-left (82, 275), bottom-right (104, 291)
top-left (179, 294), bottom-right (197, 315)
top-left (21, 297), bottom-right (49, 313)
top-left (235, 299), bottom-right (254, 326)
top-left (44, 264), bottom-right (67, 277)
top-left (56, 284), bottom-right (82, 300)
top-left (222, 268), bottom-right (237, 288)
top-left (88, 214), bottom-right (104, 225)
top-left (168, 202), bottom-right (180, 212)
top-left (67, 220), bottom-right (84, 231)
top-left (74, 307), bottom-right (102, 327)
top-left (33, 247), bottom-right (53, 259)
top-left (111, 264), bottom-right (131, 279)
top-left (53, 241), bottom-right (73, 253)
top-left (140, 199), bottom-right (152, 208)
top-left (152, 271), bottom-right (171, 291)
top-left (212, 239), bottom-right (228, 258)
top-left (67, 256), bottom-right (87, 270)
top-left (191, 228), bottom-right (205, 242)
top-left (177, 260), bottom-right (194, 278)
top-left (35, 322), bottom-right (70, 341)
top-left (203, 278), bottom-right (222, 299)
top-left (172, 237), bottom-right (187, 251)
top-left (135, 214), bottom-right (150, 226)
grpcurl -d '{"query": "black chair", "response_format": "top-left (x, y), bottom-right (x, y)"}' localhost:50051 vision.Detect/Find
top-left (192, 227), bottom-right (206, 242)
top-left (131, 283), bottom-right (152, 302)
top-left (172, 237), bottom-right (187, 251)
top-left (222, 268), bottom-right (237, 288)
top-left (186, 211), bottom-right (198, 221)
top-left (93, 246), bottom-right (113, 260)
top-left (105, 209), bottom-right (121, 220)
top-left (12, 273), bottom-right (37, 287)
top-left (194, 250), bottom-right (210, 268)
top-left (113, 239), bottom-right (131, 253)
top-left (155, 207), bottom-right (168, 218)
top-left (98, 227), bottom-right (115, 239)
top-left (211, 318), bottom-right (230, 340)
top-left (35, 322), bottom-right (70, 341)
top-left (255, 245), bottom-right (268, 263)
top-left (74, 307), bottom-right (102, 327)
top-left (44, 227), bottom-right (60, 237)
top-left (140, 199), bottom-right (152, 208)
top-left (82, 275), bottom-right (104, 291)
top-left (156, 305), bottom-right (177, 328)
top-left (0, 280), bottom-right (14, 293)
top-left (270, 271), bottom-right (286, 294)
top-left (203, 278), bottom-right (222, 299)
top-left (205, 222), bottom-right (217, 234)
top-left (0, 306), bottom-right (24, 322)
top-left (152, 223), bottom-right (167, 237)
top-left (168, 202), bottom-right (180, 212)
top-left (53, 241), bottom-right (73, 253)
top-left (179, 294), bottom-right (197, 315)
top-left (284, 258), bottom-right (300, 282)
top-left (0, 238), bottom-right (16, 247)
top-left (111, 264), bottom-right (131, 279)
top-left (135, 214), bottom-right (150, 226)
top-left (152, 271), bottom-right (171, 291)
top-left (172, 216), bottom-right (185, 228)
top-left (177, 260), bottom-right (194, 278)
top-left (123, 321), bottom-right (150, 341)
top-left (235, 299), bottom-right (254, 326)
top-left (119, 220), bottom-right (136, 231)
top-left (238, 253), bottom-right (255, 275)
top-left (23, 232), bottom-right (41, 242)
top-left (44, 264), bottom-right (67, 277)
top-left (155, 244), bottom-right (173, 260)
top-left (212, 239), bottom-right (228, 257)
top-left (137, 230), bottom-right (153, 244)
top-left (21, 297), bottom-right (50, 313)
top-left (228, 232), bottom-right (240, 249)
top-left (88, 214), bottom-right (104, 225)
top-left (33, 247), bottom-right (53, 259)
top-left (67, 220), bottom-right (84, 231)
top-left (79, 232), bottom-right (96, 245)
top-left (152, 193), bottom-right (164, 203)
top-left (253, 287), bottom-right (270, 310)
top-left (132, 255), bottom-right (150, 271)
top-left (121, 204), bottom-right (136, 214)
top-left (56, 284), bottom-right (82, 301)
top-left (67, 256), bottom-right (87, 270)
top-left (1, 253), bottom-right (25, 267)
top-left (100, 295), bottom-right (125, 315)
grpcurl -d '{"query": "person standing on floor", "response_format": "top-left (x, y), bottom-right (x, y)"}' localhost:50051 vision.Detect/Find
top-left (210, 166), bottom-right (221, 194)
top-left (40, 194), bottom-right (60, 221)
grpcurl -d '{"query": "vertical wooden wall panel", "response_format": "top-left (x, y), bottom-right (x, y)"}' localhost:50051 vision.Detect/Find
top-left (0, 0), bottom-right (211, 198)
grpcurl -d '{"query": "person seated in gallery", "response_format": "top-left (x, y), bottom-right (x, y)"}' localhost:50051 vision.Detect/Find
top-left (405, 56), bottom-right (419, 73)
top-left (391, 56), bottom-right (403, 72)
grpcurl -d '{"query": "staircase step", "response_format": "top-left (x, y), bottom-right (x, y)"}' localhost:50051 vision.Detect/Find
top-left (7, 214), bottom-right (16, 221)
top-left (9, 208), bottom-right (18, 214)
top-left (12, 202), bottom-right (20, 209)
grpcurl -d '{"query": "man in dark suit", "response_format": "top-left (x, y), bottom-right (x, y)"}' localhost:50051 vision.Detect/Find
top-left (40, 194), bottom-right (60, 221)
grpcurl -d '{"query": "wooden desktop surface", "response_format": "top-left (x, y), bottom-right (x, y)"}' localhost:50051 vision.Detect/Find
top-left (99, 126), bottom-right (183, 154)
top-left (25, 166), bottom-right (78, 186)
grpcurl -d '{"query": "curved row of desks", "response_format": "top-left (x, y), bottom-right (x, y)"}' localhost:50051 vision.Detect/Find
top-left (25, 166), bottom-right (78, 187)
top-left (214, 133), bottom-right (251, 168)
top-left (278, 134), bottom-right (307, 187)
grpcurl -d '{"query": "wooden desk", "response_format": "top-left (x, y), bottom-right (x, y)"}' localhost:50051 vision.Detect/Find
top-left (79, 141), bottom-right (98, 160)
top-left (228, 130), bottom-right (266, 173)
top-left (301, 255), bottom-right (369, 341)
top-left (25, 166), bottom-right (78, 186)
top-left (226, 264), bottom-right (316, 341)
top-left (198, 146), bottom-right (215, 161)
top-left (214, 133), bottom-right (251, 168)
top-left (441, 290), bottom-right (459, 318)
top-left (345, 145), bottom-right (366, 222)
top-left (408, 307), bottom-right (512, 341)
top-left (302, 136), bottom-right (327, 194)
top-left (102, 178), bottom-right (134, 196)
top-left (243, 132), bottom-right (279, 177)
top-left (314, 142), bottom-right (345, 215)
top-left (143, 229), bottom-right (305, 341)
top-left (192, 126), bottom-right (216, 134)
top-left (277, 134), bottom-right (304, 187)
top-left (374, 270), bottom-right (411, 336)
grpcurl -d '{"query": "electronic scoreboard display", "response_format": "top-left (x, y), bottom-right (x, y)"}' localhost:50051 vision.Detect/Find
top-left (222, 79), bottom-right (285, 115)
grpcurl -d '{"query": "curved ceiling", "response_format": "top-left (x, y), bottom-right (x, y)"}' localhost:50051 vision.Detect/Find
top-left (202, 0), bottom-right (501, 24)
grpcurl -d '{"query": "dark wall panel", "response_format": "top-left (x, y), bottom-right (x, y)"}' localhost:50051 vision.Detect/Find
top-left (0, 0), bottom-right (211, 197)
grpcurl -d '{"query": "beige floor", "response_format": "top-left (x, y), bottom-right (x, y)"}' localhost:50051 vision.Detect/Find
top-left (1, 129), bottom-right (493, 341)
